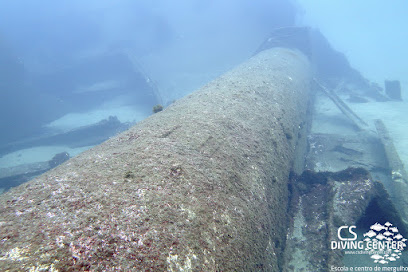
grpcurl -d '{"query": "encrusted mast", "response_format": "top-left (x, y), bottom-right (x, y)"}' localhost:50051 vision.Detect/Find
top-left (0, 48), bottom-right (311, 271)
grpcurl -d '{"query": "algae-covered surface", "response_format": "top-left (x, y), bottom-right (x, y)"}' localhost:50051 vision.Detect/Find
top-left (0, 48), bottom-right (310, 271)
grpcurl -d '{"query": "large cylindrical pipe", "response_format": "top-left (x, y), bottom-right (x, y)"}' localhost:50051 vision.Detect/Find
top-left (0, 48), bottom-right (311, 271)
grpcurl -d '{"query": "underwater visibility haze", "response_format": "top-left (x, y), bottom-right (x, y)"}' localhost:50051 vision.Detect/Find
top-left (0, 0), bottom-right (408, 271)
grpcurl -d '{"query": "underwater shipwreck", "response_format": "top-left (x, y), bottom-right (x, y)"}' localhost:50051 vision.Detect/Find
top-left (0, 27), bottom-right (407, 271)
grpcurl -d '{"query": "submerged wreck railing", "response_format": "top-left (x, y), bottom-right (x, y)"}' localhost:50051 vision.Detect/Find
top-left (0, 48), bottom-right (311, 271)
top-left (313, 79), bottom-right (368, 130)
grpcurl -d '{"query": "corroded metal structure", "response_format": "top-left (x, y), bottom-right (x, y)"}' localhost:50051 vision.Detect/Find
top-left (0, 48), bottom-right (311, 271)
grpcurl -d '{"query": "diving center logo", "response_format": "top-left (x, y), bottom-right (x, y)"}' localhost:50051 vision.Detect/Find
top-left (331, 222), bottom-right (407, 264)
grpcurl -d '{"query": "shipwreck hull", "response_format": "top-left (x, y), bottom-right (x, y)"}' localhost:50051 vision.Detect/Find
top-left (0, 48), bottom-right (311, 271)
